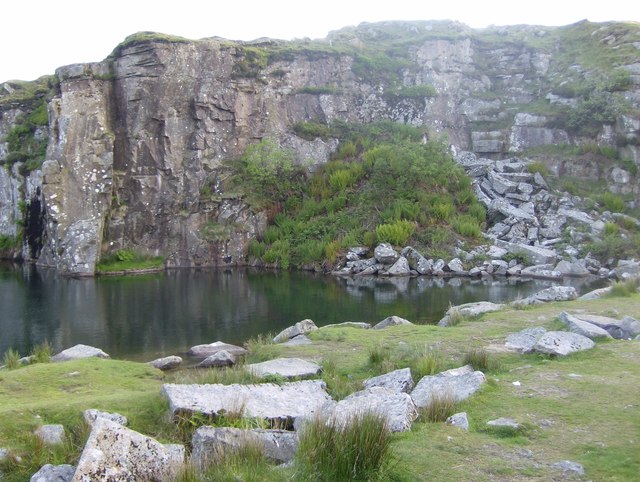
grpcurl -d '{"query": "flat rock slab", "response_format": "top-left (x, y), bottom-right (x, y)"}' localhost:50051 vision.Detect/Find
top-left (321, 322), bottom-right (371, 330)
top-left (532, 331), bottom-right (595, 356)
top-left (72, 418), bottom-right (184, 481)
top-left (148, 355), bottom-right (182, 371)
top-left (246, 358), bottom-right (321, 379)
top-left (577, 287), bottom-right (611, 300)
top-left (30, 464), bottom-right (75, 482)
top-left (446, 412), bottom-right (469, 431)
top-left (439, 301), bottom-right (504, 326)
top-left (321, 386), bottom-right (417, 432)
top-left (411, 369), bottom-right (486, 408)
top-left (162, 380), bottom-right (333, 428)
top-left (83, 409), bottom-right (127, 427)
top-left (372, 315), bottom-right (413, 329)
top-left (363, 367), bottom-right (414, 393)
top-left (51, 344), bottom-right (110, 362)
top-left (187, 341), bottom-right (247, 358)
top-left (505, 327), bottom-right (547, 353)
top-left (568, 313), bottom-right (640, 339)
top-left (273, 319), bottom-right (318, 343)
top-left (487, 417), bottom-right (521, 429)
top-left (558, 312), bottom-right (612, 340)
top-left (192, 426), bottom-right (298, 468)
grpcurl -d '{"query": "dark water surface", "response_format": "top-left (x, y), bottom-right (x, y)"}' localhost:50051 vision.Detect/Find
top-left (0, 263), bottom-right (605, 361)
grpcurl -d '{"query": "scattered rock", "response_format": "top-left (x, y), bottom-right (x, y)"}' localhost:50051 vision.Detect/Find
top-left (51, 344), bottom-right (110, 362)
top-left (438, 301), bottom-right (504, 326)
top-left (83, 409), bottom-right (127, 427)
top-left (187, 341), bottom-right (248, 358)
top-left (374, 243), bottom-right (400, 265)
top-left (487, 417), bottom-right (521, 429)
top-left (273, 319), bottom-right (318, 344)
top-left (495, 240), bottom-right (558, 265)
top-left (554, 259), bottom-right (590, 277)
top-left (386, 256), bottom-right (411, 276)
top-left (246, 358), bottom-right (321, 379)
top-left (446, 412), bottom-right (469, 431)
top-left (74, 418), bottom-right (184, 481)
top-left (363, 368), bottom-right (414, 393)
top-left (577, 287), bottom-right (611, 300)
top-left (148, 355), bottom-right (182, 371)
top-left (505, 327), bottom-right (547, 353)
top-left (372, 315), bottom-right (413, 329)
top-left (566, 313), bottom-right (640, 339)
top-left (531, 285), bottom-right (578, 302)
top-left (532, 331), bottom-right (595, 356)
top-left (281, 335), bottom-right (313, 346)
top-left (34, 425), bottom-right (65, 446)
top-left (191, 426), bottom-right (298, 468)
top-left (321, 322), bottom-right (371, 330)
top-left (551, 460), bottom-right (585, 476)
top-left (30, 464), bottom-right (75, 482)
top-left (558, 312), bottom-right (613, 340)
top-left (197, 350), bottom-right (236, 368)
top-left (411, 368), bottom-right (486, 408)
top-left (447, 258), bottom-right (465, 273)
top-left (401, 247), bottom-right (432, 274)
top-left (162, 380), bottom-right (333, 428)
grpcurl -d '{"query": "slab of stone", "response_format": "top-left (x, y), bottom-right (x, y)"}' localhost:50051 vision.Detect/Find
top-left (551, 460), bottom-right (585, 476)
top-left (558, 312), bottom-right (613, 340)
top-left (446, 412), bottom-right (469, 431)
top-left (532, 286), bottom-right (578, 302)
top-left (520, 265), bottom-right (562, 279)
top-left (489, 198), bottom-right (537, 222)
top-left (148, 355), bottom-right (182, 371)
top-left (187, 341), bottom-right (248, 358)
top-left (372, 315), bottom-right (413, 329)
top-left (273, 319), bottom-right (318, 343)
top-left (411, 370), bottom-right (486, 408)
top-left (386, 256), bottom-right (411, 276)
top-left (162, 380), bottom-right (333, 428)
top-left (30, 464), bottom-right (75, 482)
top-left (487, 417), bottom-right (521, 429)
top-left (281, 335), bottom-right (313, 346)
top-left (401, 247), bottom-right (432, 274)
top-left (73, 418), bottom-right (184, 481)
top-left (439, 365), bottom-right (475, 377)
top-left (438, 301), bottom-right (505, 326)
top-left (197, 350), bottom-right (236, 368)
top-left (51, 344), bottom-right (110, 362)
top-left (374, 243), bottom-right (400, 265)
top-left (577, 287), bottom-right (611, 300)
top-left (495, 240), bottom-right (558, 265)
top-left (246, 358), bottom-right (321, 379)
top-left (321, 322), bottom-right (371, 330)
top-left (363, 368), bottom-right (414, 393)
top-left (321, 386), bottom-right (418, 432)
top-left (34, 425), bottom-right (65, 446)
top-left (569, 313), bottom-right (640, 339)
top-left (554, 260), bottom-right (590, 277)
top-left (191, 426), bottom-right (298, 468)
top-left (83, 409), bottom-right (127, 427)
top-left (505, 327), bottom-right (547, 353)
top-left (532, 331), bottom-right (595, 356)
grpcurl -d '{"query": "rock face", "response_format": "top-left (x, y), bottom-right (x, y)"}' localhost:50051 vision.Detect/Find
top-left (246, 358), bottom-right (321, 379)
top-left (73, 418), bottom-right (184, 481)
top-left (51, 344), bottom-right (110, 362)
top-left (162, 380), bottom-right (333, 428)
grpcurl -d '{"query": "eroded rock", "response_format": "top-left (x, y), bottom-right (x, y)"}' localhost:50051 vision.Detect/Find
top-left (148, 355), bottom-right (182, 371)
top-left (363, 368), bottom-right (414, 393)
top-left (273, 319), bottom-right (318, 343)
top-left (411, 368), bottom-right (486, 408)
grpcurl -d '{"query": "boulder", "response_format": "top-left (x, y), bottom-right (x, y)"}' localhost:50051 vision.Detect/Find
top-left (505, 327), bottom-right (547, 353)
top-left (557, 207), bottom-right (594, 225)
top-left (372, 315), bottom-right (413, 329)
top-left (273, 319), bottom-right (318, 344)
top-left (489, 198), bottom-right (537, 222)
top-left (558, 312), bottom-right (613, 340)
top-left (554, 260), bottom-right (590, 277)
top-left (187, 341), bottom-right (248, 358)
top-left (162, 380), bottom-right (333, 428)
top-left (386, 256), bottom-right (411, 276)
top-left (411, 369), bottom-right (486, 408)
top-left (246, 358), bottom-right (321, 379)
top-left (495, 240), bottom-right (557, 265)
top-left (447, 258), bottom-right (465, 274)
top-left (51, 344), bottom-right (110, 362)
top-left (487, 245), bottom-right (508, 259)
top-left (613, 260), bottom-right (640, 279)
top-left (446, 412), bottom-right (469, 431)
top-left (401, 247), bottom-right (432, 274)
top-left (83, 409), bottom-right (127, 427)
top-left (281, 335), bottom-right (313, 346)
top-left (532, 331), bottom-right (595, 356)
top-left (577, 287), bottom-right (611, 300)
top-left (487, 418), bottom-right (521, 429)
top-left (363, 368), bottom-right (414, 393)
top-left (551, 460), bottom-right (585, 476)
top-left (191, 427), bottom-right (298, 468)
top-left (346, 247), bottom-right (368, 261)
top-left (73, 418), bottom-right (184, 481)
top-left (346, 257), bottom-right (377, 274)
top-left (321, 386), bottom-right (418, 432)
top-left (520, 264), bottom-right (562, 279)
top-left (197, 350), bottom-right (236, 368)
top-left (374, 243), bottom-right (400, 265)
top-left (569, 313), bottom-right (640, 339)
top-left (532, 286), bottom-right (578, 302)
top-left (321, 322), bottom-right (371, 330)
top-left (148, 355), bottom-right (182, 371)
top-left (30, 464), bottom-right (75, 482)
top-left (34, 425), bottom-right (65, 446)
top-left (438, 301), bottom-right (504, 326)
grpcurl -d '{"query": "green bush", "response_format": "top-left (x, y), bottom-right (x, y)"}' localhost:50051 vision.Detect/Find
top-left (247, 239), bottom-right (266, 259)
top-left (463, 348), bottom-right (501, 373)
top-left (293, 121), bottom-right (331, 140)
top-left (432, 201), bottom-right (455, 221)
top-left (452, 214), bottom-right (482, 238)
top-left (606, 278), bottom-right (639, 298)
top-left (30, 341), bottom-right (53, 364)
top-left (263, 240), bottom-right (291, 269)
top-left (527, 161), bottom-right (550, 177)
top-left (2, 348), bottom-right (21, 369)
top-left (598, 192), bottom-right (625, 213)
top-left (375, 220), bottom-right (416, 246)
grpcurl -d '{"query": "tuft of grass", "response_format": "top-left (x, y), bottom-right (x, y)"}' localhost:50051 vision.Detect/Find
top-left (2, 348), bottom-right (21, 370)
top-left (196, 439), bottom-right (281, 482)
top-left (463, 348), bottom-right (501, 373)
top-left (295, 412), bottom-right (395, 481)
top-left (167, 365), bottom-right (261, 386)
top-left (244, 333), bottom-right (279, 363)
top-left (96, 249), bottom-right (165, 273)
top-left (606, 277), bottom-right (639, 298)
top-left (321, 357), bottom-right (360, 400)
top-left (446, 305), bottom-right (466, 327)
top-left (30, 341), bottom-right (53, 364)
top-left (408, 350), bottom-right (445, 380)
top-left (420, 391), bottom-right (457, 423)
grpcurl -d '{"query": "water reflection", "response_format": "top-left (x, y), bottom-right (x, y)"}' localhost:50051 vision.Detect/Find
top-left (0, 263), bottom-right (605, 361)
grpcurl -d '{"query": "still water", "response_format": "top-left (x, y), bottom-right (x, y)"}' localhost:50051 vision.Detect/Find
top-left (0, 263), bottom-right (604, 362)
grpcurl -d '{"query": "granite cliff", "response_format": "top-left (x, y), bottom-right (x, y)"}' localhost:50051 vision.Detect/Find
top-left (1, 20), bottom-right (639, 275)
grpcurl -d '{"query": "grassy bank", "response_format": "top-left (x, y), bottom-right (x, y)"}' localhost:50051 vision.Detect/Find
top-left (1, 293), bottom-right (638, 480)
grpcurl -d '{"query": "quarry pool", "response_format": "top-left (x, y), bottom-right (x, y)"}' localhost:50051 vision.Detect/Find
top-left (0, 263), bottom-right (605, 362)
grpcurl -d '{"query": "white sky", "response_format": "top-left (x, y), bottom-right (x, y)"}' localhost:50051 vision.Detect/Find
top-left (1, 0), bottom-right (638, 82)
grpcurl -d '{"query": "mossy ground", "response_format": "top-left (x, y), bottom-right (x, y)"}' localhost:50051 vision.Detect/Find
top-left (1, 294), bottom-right (638, 480)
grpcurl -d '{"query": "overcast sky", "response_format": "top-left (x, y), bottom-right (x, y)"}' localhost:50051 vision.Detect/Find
top-left (1, 0), bottom-right (638, 82)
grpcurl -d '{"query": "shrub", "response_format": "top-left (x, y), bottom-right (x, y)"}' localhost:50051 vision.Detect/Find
top-left (598, 192), bottom-right (625, 213)
top-left (467, 203), bottom-right (487, 224)
top-left (293, 121), bottom-right (331, 140)
top-left (244, 333), bottom-right (279, 363)
top-left (375, 220), bottom-right (415, 246)
top-left (30, 341), bottom-right (52, 364)
top-left (432, 201), bottom-right (455, 221)
top-left (606, 278), bottom-right (639, 298)
top-left (603, 222), bottom-right (620, 237)
top-left (420, 391), bottom-right (457, 423)
top-left (405, 350), bottom-right (445, 380)
top-left (452, 215), bottom-right (482, 238)
top-left (196, 439), bottom-right (275, 481)
top-left (321, 357), bottom-right (361, 400)
top-left (247, 239), bottom-right (266, 259)
top-left (527, 161), bottom-right (550, 176)
top-left (2, 348), bottom-right (21, 369)
top-left (446, 305), bottom-right (466, 327)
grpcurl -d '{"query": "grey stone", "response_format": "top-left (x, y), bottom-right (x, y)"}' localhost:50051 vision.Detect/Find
top-left (496, 240), bottom-right (558, 265)
top-left (487, 417), bottom-right (521, 429)
top-left (73, 418), bottom-right (184, 481)
top-left (447, 258), bottom-right (465, 273)
top-left (613, 260), bottom-right (640, 279)
top-left (191, 427), bottom-right (298, 468)
top-left (488, 171), bottom-right (518, 194)
top-left (411, 369), bottom-right (486, 408)
top-left (273, 319), bottom-right (318, 344)
top-left (281, 335), bottom-right (313, 346)
top-left (505, 327), bottom-right (547, 353)
top-left (197, 350), bottom-right (236, 368)
top-left (446, 412), bottom-right (469, 431)
top-left (438, 365), bottom-right (475, 377)
top-left (321, 386), bottom-right (418, 432)
top-left (432, 259), bottom-right (446, 275)
top-left (34, 425), bottom-right (65, 446)
top-left (0, 447), bottom-right (8, 462)
top-left (148, 355), bottom-right (182, 371)
top-left (532, 331), bottom-right (595, 356)
top-left (557, 207), bottom-right (594, 225)
top-left (577, 287), bottom-right (612, 300)
top-left (372, 315), bottom-right (413, 329)
top-left (401, 247), bottom-right (432, 274)
top-left (438, 301), bottom-right (504, 326)
top-left (346, 257), bottom-right (377, 274)
top-left (30, 464), bottom-right (75, 482)
top-left (487, 245), bottom-right (508, 259)
top-left (489, 198), bottom-right (537, 222)
top-left (51, 344), bottom-right (110, 362)
top-left (187, 341), bottom-right (248, 358)
top-left (363, 368), bottom-right (414, 393)
top-left (321, 322), bottom-right (371, 330)
top-left (162, 380), bottom-right (333, 427)
top-left (83, 409), bottom-right (127, 427)
top-left (346, 247), bottom-right (368, 261)
top-left (246, 358), bottom-right (321, 379)
top-left (532, 285), bottom-right (578, 302)
top-left (551, 460), bottom-right (585, 476)
top-left (558, 312), bottom-right (613, 340)
top-left (554, 260), bottom-right (590, 277)
top-left (374, 243), bottom-right (400, 265)
top-left (386, 256), bottom-right (411, 276)
top-left (569, 313), bottom-right (640, 339)
top-left (520, 264), bottom-right (562, 279)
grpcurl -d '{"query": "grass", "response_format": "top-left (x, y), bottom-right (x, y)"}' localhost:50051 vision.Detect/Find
top-left (2, 349), bottom-right (20, 370)
top-left (462, 347), bottom-right (501, 374)
top-left (606, 277), bottom-right (639, 297)
top-left (96, 249), bottom-right (165, 273)
top-left (419, 391), bottom-right (457, 423)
